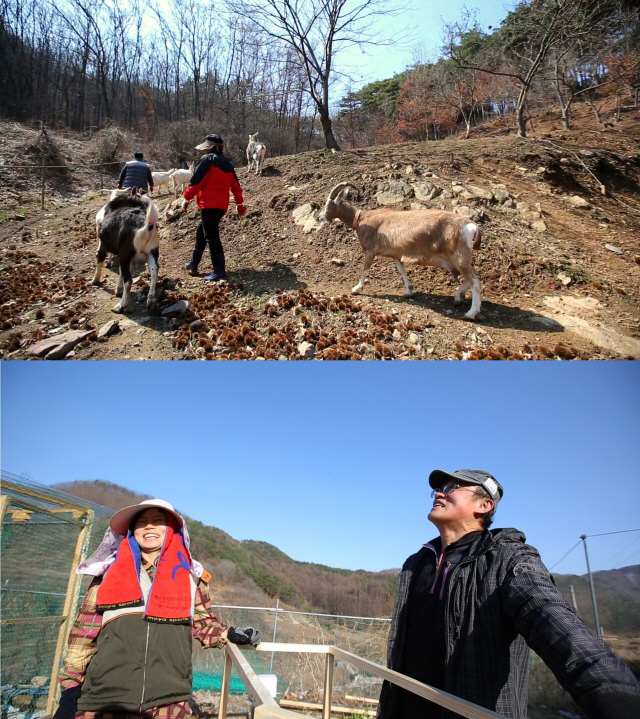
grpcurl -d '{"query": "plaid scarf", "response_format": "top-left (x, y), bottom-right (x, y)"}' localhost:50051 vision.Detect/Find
top-left (96, 513), bottom-right (193, 624)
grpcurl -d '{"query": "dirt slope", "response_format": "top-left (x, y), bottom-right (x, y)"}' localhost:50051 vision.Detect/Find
top-left (1, 110), bottom-right (639, 360)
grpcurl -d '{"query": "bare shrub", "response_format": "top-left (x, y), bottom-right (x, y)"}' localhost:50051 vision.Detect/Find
top-left (95, 126), bottom-right (129, 163)
top-left (26, 128), bottom-right (68, 173)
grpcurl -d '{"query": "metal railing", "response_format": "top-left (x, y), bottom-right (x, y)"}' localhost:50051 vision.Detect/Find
top-left (221, 642), bottom-right (509, 719)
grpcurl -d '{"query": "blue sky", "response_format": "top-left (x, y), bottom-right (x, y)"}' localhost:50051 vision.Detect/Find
top-left (338, 0), bottom-right (511, 88)
top-left (2, 363), bottom-right (639, 578)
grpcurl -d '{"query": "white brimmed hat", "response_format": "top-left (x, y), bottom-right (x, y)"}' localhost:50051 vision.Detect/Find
top-left (109, 498), bottom-right (184, 536)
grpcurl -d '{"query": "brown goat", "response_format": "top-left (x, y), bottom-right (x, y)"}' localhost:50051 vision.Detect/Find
top-left (319, 183), bottom-right (483, 319)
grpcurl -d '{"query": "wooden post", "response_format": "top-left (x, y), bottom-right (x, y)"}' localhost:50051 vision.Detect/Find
top-left (45, 510), bottom-right (94, 718)
top-left (0, 493), bottom-right (9, 528)
top-left (322, 653), bottom-right (334, 719)
top-left (41, 157), bottom-right (46, 211)
top-left (219, 646), bottom-right (232, 719)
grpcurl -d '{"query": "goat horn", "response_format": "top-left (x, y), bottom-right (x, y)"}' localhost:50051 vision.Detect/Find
top-left (328, 182), bottom-right (349, 200)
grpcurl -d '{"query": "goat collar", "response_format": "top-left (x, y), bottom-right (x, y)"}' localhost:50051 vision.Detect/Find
top-left (353, 210), bottom-right (361, 230)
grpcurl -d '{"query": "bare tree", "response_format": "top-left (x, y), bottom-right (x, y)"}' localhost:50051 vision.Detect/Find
top-left (445, 1), bottom-right (607, 137)
top-left (225, 0), bottom-right (405, 150)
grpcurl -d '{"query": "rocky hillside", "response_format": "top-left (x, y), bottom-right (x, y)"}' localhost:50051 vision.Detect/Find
top-left (1, 106), bottom-right (639, 360)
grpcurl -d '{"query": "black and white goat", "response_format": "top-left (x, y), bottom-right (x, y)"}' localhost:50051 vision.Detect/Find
top-left (246, 133), bottom-right (266, 175)
top-left (92, 188), bottom-right (160, 314)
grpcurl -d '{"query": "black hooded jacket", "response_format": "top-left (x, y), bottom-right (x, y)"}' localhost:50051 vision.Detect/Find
top-left (378, 528), bottom-right (640, 719)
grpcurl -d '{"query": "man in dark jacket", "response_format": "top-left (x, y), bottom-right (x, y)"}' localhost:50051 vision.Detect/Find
top-left (118, 152), bottom-right (154, 193)
top-left (182, 134), bottom-right (245, 282)
top-left (378, 469), bottom-right (640, 719)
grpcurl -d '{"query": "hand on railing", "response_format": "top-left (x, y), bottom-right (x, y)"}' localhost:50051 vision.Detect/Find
top-left (227, 626), bottom-right (262, 648)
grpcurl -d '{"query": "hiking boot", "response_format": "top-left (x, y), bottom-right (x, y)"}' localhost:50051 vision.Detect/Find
top-left (203, 271), bottom-right (228, 282)
top-left (185, 262), bottom-right (199, 276)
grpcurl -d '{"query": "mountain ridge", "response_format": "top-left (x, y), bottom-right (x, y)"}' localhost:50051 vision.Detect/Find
top-left (53, 480), bottom-right (640, 634)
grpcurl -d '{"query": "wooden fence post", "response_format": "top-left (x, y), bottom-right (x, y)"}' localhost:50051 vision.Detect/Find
top-left (41, 157), bottom-right (46, 210)
top-left (45, 510), bottom-right (94, 718)
top-left (322, 653), bottom-right (334, 719)
top-left (219, 646), bottom-right (232, 719)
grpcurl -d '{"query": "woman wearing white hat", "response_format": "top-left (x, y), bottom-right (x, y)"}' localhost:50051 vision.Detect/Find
top-left (53, 499), bottom-right (261, 719)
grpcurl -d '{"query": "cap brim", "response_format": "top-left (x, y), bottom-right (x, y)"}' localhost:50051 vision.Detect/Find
top-left (109, 502), bottom-right (184, 535)
top-left (194, 142), bottom-right (213, 150)
top-left (429, 469), bottom-right (462, 490)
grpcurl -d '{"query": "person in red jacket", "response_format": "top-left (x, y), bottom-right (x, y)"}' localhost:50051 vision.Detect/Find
top-left (182, 134), bottom-right (246, 281)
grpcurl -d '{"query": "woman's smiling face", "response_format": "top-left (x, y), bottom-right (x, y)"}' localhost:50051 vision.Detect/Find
top-left (133, 508), bottom-right (167, 553)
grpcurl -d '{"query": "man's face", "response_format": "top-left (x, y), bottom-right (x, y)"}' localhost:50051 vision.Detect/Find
top-left (428, 481), bottom-right (489, 527)
top-left (133, 508), bottom-right (167, 553)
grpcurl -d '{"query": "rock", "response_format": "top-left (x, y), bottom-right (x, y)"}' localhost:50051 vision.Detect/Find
top-left (557, 273), bottom-right (572, 285)
top-left (544, 296), bottom-right (602, 312)
top-left (407, 332), bottom-right (420, 345)
top-left (580, 149), bottom-right (595, 158)
top-left (491, 184), bottom-right (510, 202)
top-left (298, 341), bottom-right (315, 359)
top-left (410, 203), bottom-right (427, 210)
top-left (413, 182), bottom-right (440, 202)
top-left (467, 185), bottom-right (494, 201)
top-left (522, 210), bottom-right (542, 221)
top-left (460, 190), bottom-right (475, 201)
top-left (502, 198), bottom-right (515, 209)
top-left (164, 199), bottom-right (186, 222)
top-left (451, 184), bottom-right (465, 196)
top-left (454, 205), bottom-right (479, 221)
top-left (375, 180), bottom-right (413, 205)
top-left (14, 214), bottom-right (26, 221)
top-left (441, 190), bottom-right (453, 200)
top-left (189, 319), bottom-right (203, 330)
top-left (634, 255), bottom-right (640, 265)
top-left (292, 203), bottom-right (323, 233)
top-left (568, 195), bottom-right (590, 209)
top-left (531, 220), bottom-right (547, 232)
top-left (331, 257), bottom-right (345, 266)
top-left (605, 243), bottom-right (623, 254)
top-left (392, 329), bottom-right (402, 340)
top-left (404, 165), bottom-right (417, 175)
top-left (98, 319), bottom-right (120, 338)
top-left (292, 252), bottom-right (301, 259)
top-left (162, 300), bottom-right (189, 316)
top-left (28, 329), bottom-right (93, 358)
top-left (47, 327), bottom-right (65, 335)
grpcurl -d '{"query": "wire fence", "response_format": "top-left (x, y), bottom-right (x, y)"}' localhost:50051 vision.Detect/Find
top-left (0, 160), bottom-right (127, 212)
top-left (195, 605), bottom-right (391, 705)
top-left (0, 472), bottom-right (114, 719)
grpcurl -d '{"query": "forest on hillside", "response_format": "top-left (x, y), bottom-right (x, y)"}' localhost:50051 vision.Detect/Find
top-left (1, 0), bottom-right (638, 160)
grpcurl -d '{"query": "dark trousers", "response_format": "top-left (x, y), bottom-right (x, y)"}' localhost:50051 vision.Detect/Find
top-left (192, 208), bottom-right (226, 267)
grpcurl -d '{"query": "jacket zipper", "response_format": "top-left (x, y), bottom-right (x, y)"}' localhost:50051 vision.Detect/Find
top-left (139, 623), bottom-right (151, 710)
top-left (427, 543), bottom-right (449, 595)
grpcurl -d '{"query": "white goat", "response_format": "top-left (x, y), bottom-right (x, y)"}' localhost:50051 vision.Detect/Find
top-left (246, 133), bottom-right (266, 175)
top-left (151, 170), bottom-right (176, 195)
top-left (319, 182), bottom-right (483, 319)
top-left (170, 163), bottom-right (195, 197)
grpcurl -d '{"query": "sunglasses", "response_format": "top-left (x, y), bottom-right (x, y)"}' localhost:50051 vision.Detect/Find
top-left (430, 482), bottom-right (481, 498)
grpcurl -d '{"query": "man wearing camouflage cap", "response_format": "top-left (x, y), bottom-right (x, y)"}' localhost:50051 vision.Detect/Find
top-left (377, 469), bottom-right (640, 719)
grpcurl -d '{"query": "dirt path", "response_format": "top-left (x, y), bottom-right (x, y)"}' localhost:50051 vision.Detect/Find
top-left (1, 117), bottom-right (639, 360)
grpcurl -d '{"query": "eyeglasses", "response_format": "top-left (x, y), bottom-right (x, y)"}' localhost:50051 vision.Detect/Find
top-left (430, 482), bottom-right (479, 498)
